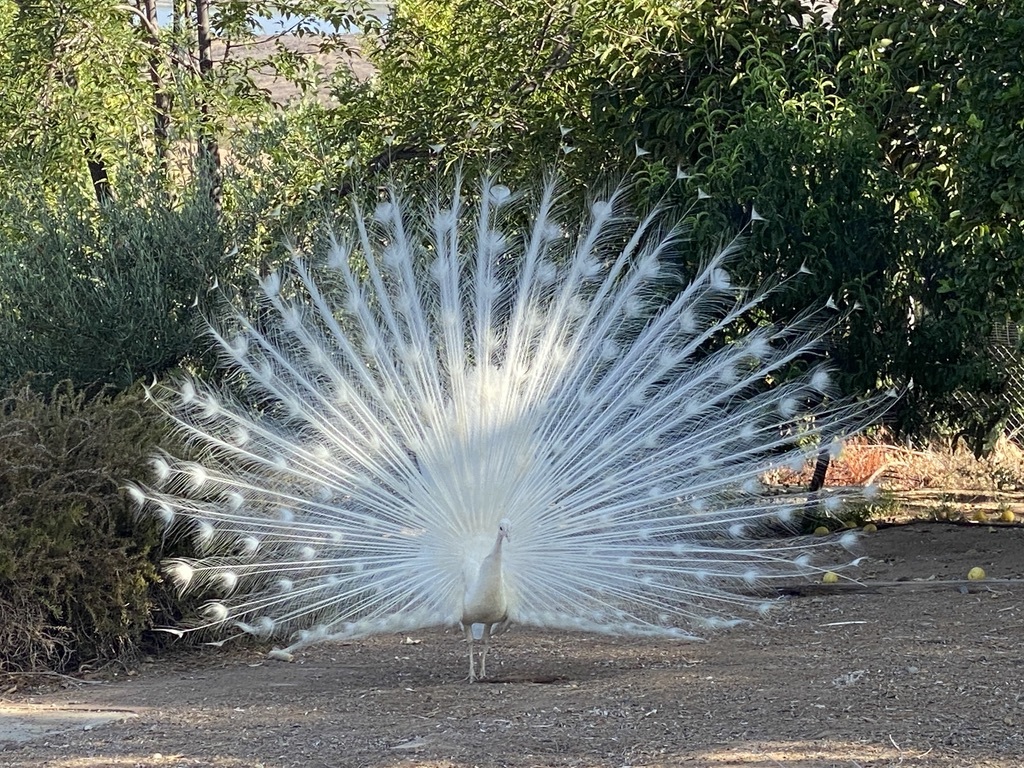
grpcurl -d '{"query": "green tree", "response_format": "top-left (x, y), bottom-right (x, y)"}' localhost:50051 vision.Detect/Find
top-left (834, 0), bottom-right (1024, 449)
top-left (364, 0), bottom-right (1024, 449)
top-left (0, 0), bottom-right (381, 391)
top-left (0, 0), bottom-right (153, 202)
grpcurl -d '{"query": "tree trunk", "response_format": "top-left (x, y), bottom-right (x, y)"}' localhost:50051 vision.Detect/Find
top-left (195, 0), bottom-right (222, 210)
top-left (139, 0), bottom-right (171, 167)
top-left (86, 141), bottom-right (114, 205)
top-left (808, 446), bottom-right (830, 493)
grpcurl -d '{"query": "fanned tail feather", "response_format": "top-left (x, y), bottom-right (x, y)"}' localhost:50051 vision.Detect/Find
top-left (133, 172), bottom-right (889, 654)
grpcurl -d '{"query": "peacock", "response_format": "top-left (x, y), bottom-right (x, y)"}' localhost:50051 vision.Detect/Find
top-left (132, 171), bottom-right (885, 682)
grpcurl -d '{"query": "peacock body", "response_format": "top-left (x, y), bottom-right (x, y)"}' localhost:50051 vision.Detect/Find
top-left (134, 173), bottom-right (881, 681)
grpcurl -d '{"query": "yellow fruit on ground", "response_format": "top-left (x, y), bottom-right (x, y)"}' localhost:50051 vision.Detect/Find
top-left (967, 566), bottom-right (986, 581)
top-left (813, 525), bottom-right (830, 536)
top-left (822, 571), bottom-right (840, 584)
top-left (862, 523), bottom-right (877, 533)
top-left (1000, 510), bottom-right (1016, 523)
top-left (972, 510), bottom-right (987, 522)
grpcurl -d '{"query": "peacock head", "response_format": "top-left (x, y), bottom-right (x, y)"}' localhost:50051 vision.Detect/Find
top-left (497, 518), bottom-right (512, 543)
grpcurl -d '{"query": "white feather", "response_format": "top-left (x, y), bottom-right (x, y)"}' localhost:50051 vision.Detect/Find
top-left (140, 172), bottom-right (885, 681)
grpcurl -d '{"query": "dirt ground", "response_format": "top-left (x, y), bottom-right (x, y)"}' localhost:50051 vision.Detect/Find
top-left (227, 34), bottom-right (375, 105)
top-left (1, 522), bottom-right (1022, 768)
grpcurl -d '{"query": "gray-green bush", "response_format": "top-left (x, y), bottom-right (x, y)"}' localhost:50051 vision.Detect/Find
top-left (0, 173), bottom-right (224, 393)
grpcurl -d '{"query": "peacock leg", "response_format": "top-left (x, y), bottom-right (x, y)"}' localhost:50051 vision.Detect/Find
top-left (479, 623), bottom-right (493, 679)
top-left (463, 624), bottom-right (477, 682)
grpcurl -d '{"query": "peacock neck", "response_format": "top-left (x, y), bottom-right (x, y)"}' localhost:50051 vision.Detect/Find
top-left (461, 524), bottom-right (509, 625)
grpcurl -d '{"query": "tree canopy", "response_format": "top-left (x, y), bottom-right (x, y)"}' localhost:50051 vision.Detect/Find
top-left (0, 0), bottom-right (1022, 447)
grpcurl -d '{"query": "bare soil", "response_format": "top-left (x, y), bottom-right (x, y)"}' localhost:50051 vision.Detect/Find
top-left (2, 522), bottom-right (1022, 768)
top-left (224, 34), bottom-right (373, 105)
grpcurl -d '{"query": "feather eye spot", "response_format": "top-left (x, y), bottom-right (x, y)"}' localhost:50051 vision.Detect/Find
top-left (126, 485), bottom-right (146, 508)
top-left (810, 369), bottom-right (831, 393)
top-left (536, 259), bottom-right (558, 284)
top-left (482, 229), bottom-right (508, 257)
top-left (600, 340), bottom-right (619, 360)
top-left (709, 267), bottom-right (731, 290)
top-left (579, 258), bottom-right (602, 279)
top-left (676, 309), bottom-right (696, 333)
top-left (488, 184), bottom-right (512, 204)
top-left (151, 456), bottom-right (171, 483)
top-left (219, 571), bottom-right (239, 593)
top-left (778, 396), bottom-right (799, 418)
top-left (623, 297), bottom-right (643, 318)
top-left (374, 201), bottom-right (396, 224)
top-left (229, 334), bottom-right (249, 358)
top-left (744, 336), bottom-right (769, 360)
top-left (254, 617), bottom-right (277, 637)
top-left (433, 208), bottom-right (457, 231)
top-left (261, 271), bottom-right (282, 298)
top-left (204, 602), bottom-right (230, 622)
top-left (240, 536), bottom-right (261, 556)
top-left (166, 561), bottom-right (195, 589)
top-left (179, 380), bottom-right (197, 405)
top-left (195, 521), bottom-right (215, 546)
top-left (156, 503), bottom-right (175, 526)
top-left (787, 454), bottom-right (807, 473)
top-left (230, 426), bottom-right (250, 447)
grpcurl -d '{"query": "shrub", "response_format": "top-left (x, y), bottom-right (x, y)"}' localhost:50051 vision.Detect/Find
top-left (0, 381), bottom-right (177, 673)
top-left (0, 172), bottom-right (225, 394)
